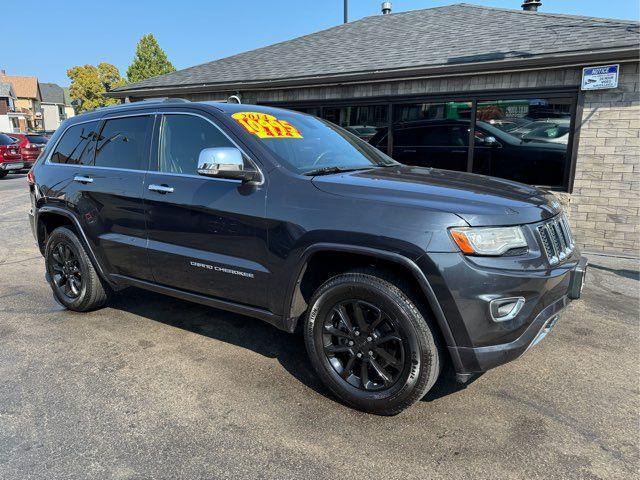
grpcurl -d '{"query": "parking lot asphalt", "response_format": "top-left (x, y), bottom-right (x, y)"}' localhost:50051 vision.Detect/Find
top-left (0, 173), bottom-right (638, 479)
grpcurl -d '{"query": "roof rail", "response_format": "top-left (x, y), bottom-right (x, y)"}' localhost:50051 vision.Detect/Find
top-left (84, 97), bottom-right (191, 114)
top-left (139, 97), bottom-right (191, 104)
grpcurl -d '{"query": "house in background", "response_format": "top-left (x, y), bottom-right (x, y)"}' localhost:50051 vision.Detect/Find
top-left (0, 71), bottom-right (42, 132)
top-left (40, 82), bottom-right (74, 131)
top-left (0, 81), bottom-right (17, 132)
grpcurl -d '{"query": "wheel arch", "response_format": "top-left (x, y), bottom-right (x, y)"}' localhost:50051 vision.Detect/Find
top-left (36, 206), bottom-right (117, 288)
top-left (283, 244), bottom-right (459, 355)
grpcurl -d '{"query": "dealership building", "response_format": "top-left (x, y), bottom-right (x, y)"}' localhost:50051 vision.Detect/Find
top-left (109, 2), bottom-right (640, 257)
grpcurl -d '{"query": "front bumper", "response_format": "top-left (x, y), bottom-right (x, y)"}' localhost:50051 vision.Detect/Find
top-left (422, 252), bottom-right (587, 380)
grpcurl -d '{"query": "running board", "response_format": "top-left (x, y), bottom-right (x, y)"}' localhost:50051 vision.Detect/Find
top-left (110, 274), bottom-right (284, 329)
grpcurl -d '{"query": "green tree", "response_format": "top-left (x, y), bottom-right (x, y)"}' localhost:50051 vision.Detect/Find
top-left (67, 63), bottom-right (124, 112)
top-left (126, 34), bottom-right (175, 83)
top-left (97, 62), bottom-right (126, 92)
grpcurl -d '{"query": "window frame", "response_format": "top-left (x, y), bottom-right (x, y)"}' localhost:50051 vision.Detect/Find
top-left (92, 113), bottom-right (155, 171)
top-left (46, 120), bottom-right (101, 166)
top-left (264, 86), bottom-right (580, 192)
top-left (147, 111), bottom-right (264, 184)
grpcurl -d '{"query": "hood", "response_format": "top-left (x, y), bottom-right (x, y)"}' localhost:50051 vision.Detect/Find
top-left (311, 165), bottom-right (561, 226)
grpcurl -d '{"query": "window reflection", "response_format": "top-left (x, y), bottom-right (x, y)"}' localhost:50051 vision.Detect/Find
top-left (391, 102), bottom-right (472, 172)
top-left (473, 98), bottom-right (572, 187)
top-left (322, 105), bottom-right (389, 152)
top-left (280, 96), bottom-right (575, 189)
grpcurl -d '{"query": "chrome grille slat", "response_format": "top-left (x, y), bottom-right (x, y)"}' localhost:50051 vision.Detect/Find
top-left (537, 214), bottom-right (574, 265)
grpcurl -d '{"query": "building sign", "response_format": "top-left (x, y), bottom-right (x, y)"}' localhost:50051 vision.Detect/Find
top-left (581, 65), bottom-right (619, 91)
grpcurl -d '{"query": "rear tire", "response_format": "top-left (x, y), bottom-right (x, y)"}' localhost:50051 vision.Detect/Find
top-left (45, 227), bottom-right (110, 311)
top-left (0, 171), bottom-right (7, 179)
top-left (304, 269), bottom-right (441, 415)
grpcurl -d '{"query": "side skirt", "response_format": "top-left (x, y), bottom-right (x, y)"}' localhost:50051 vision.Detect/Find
top-left (110, 274), bottom-right (286, 330)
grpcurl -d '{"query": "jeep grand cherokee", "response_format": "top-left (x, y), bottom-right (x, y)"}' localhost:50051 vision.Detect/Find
top-left (28, 100), bottom-right (587, 415)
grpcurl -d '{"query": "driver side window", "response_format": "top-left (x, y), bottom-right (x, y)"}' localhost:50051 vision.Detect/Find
top-left (158, 114), bottom-right (234, 175)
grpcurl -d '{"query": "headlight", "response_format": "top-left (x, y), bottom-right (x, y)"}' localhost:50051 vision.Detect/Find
top-left (450, 226), bottom-right (527, 256)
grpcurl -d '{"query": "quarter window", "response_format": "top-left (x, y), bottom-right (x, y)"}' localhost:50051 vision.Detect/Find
top-left (157, 114), bottom-right (234, 175)
top-left (94, 116), bottom-right (153, 170)
top-left (50, 121), bottom-right (100, 165)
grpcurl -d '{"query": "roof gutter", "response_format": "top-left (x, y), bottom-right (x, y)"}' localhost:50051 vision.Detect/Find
top-left (106, 46), bottom-right (639, 98)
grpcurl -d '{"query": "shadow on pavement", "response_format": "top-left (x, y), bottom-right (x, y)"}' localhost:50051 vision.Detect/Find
top-left (589, 262), bottom-right (639, 281)
top-left (109, 287), bottom-right (332, 399)
top-left (109, 287), bottom-right (467, 406)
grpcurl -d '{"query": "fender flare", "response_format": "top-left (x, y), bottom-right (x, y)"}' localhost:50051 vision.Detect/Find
top-left (36, 206), bottom-right (117, 288)
top-left (283, 243), bottom-right (463, 371)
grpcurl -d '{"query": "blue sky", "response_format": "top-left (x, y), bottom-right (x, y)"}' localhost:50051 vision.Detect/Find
top-left (3, 0), bottom-right (638, 86)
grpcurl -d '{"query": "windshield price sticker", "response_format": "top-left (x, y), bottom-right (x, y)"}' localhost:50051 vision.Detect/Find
top-left (232, 112), bottom-right (303, 139)
top-left (581, 65), bottom-right (619, 91)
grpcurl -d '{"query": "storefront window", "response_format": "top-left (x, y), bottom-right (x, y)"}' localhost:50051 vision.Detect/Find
top-left (322, 105), bottom-right (389, 152)
top-left (277, 93), bottom-right (576, 190)
top-left (473, 98), bottom-right (572, 187)
top-left (391, 102), bottom-right (472, 172)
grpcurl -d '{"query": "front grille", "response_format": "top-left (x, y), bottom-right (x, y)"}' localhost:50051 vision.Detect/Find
top-left (537, 214), bottom-right (574, 265)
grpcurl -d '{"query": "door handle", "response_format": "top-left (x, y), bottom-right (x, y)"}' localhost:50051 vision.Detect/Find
top-left (73, 175), bottom-right (93, 184)
top-left (148, 184), bottom-right (174, 194)
top-left (402, 149), bottom-right (417, 153)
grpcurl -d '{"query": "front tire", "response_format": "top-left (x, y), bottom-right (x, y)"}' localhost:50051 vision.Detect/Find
top-left (45, 227), bottom-right (110, 311)
top-left (0, 171), bottom-right (8, 179)
top-left (304, 270), bottom-right (441, 415)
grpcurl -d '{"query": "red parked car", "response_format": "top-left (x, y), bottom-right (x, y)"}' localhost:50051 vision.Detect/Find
top-left (0, 133), bottom-right (24, 178)
top-left (6, 133), bottom-right (49, 169)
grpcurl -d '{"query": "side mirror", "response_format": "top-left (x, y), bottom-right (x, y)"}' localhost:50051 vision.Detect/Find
top-left (484, 136), bottom-right (499, 147)
top-left (197, 147), bottom-right (260, 183)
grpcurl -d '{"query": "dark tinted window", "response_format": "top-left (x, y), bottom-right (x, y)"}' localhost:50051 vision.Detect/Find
top-left (0, 134), bottom-right (15, 146)
top-left (94, 116), bottom-right (153, 170)
top-left (25, 135), bottom-right (48, 144)
top-left (473, 98), bottom-right (572, 187)
top-left (158, 114), bottom-right (234, 175)
top-left (50, 122), bottom-right (100, 165)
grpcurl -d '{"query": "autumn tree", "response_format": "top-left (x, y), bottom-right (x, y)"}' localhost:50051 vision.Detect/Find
top-left (126, 34), bottom-right (175, 83)
top-left (67, 63), bottom-right (125, 112)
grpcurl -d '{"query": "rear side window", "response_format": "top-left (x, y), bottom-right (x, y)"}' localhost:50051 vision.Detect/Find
top-left (158, 114), bottom-right (234, 175)
top-left (0, 133), bottom-right (15, 146)
top-left (94, 116), bottom-right (153, 170)
top-left (50, 122), bottom-right (100, 165)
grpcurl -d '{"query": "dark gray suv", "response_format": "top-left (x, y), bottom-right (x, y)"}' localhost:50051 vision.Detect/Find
top-left (28, 100), bottom-right (587, 415)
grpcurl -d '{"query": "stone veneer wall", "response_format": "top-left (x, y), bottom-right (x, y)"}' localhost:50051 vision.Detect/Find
top-left (174, 62), bottom-right (640, 257)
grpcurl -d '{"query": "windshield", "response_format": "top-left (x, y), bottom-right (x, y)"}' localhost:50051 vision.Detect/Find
top-left (230, 110), bottom-right (396, 174)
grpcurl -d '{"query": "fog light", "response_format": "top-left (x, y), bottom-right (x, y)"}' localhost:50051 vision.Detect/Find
top-left (490, 297), bottom-right (525, 322)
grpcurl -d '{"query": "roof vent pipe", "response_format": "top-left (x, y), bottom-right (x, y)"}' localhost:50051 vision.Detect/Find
top-left (522, 0), bottom-right (542, 11)
top-left (381, 2), bottom-right (392, 14)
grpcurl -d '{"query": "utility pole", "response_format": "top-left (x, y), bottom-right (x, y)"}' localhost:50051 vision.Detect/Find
top-left (344, 0), bottom-right (348, 23)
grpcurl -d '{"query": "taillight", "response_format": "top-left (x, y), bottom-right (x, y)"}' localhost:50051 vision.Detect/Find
top-left (27, 170), bottom-right (35, 186)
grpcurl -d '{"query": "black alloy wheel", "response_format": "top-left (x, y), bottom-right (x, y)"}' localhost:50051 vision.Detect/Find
top-left (45, 226), bottom-right (110, 312)
top-left (305, 270), bottom-right (442, 415)
top-left (50, 242), bottom-right (83, 300)
top-left (323, 300), bottom-right (405, 391)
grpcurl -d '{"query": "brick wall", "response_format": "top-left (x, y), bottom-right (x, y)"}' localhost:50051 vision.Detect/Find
top-left (569, 62), bottom-right (639, 257)
top-left (171, 62), bottom-right (640, 257)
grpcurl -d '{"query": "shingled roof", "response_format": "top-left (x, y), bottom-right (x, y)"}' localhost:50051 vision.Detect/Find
top-left (110, 3), bottom-right (639, 97)
top-left (40, 83), bottom-right (66, 105)
top-left (0, 74), bottom-right (41, 99)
